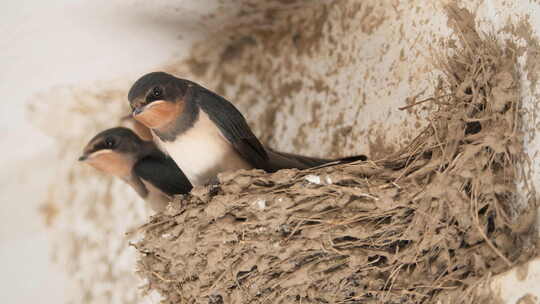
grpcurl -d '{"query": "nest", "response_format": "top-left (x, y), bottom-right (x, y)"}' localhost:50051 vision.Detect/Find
top-left (133, 27), bottom-right (538, 303)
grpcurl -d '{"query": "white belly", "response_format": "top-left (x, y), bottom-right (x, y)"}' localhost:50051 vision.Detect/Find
top-left (153, 112), bottom-right (251, 186)
top-left (141, 180), bottom-right (171, 212)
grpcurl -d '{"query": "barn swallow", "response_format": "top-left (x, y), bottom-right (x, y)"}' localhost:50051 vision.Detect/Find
top-left (128, 72), bottom-right (367, 186)
top-left (79, 127), bottom-right (192, 212)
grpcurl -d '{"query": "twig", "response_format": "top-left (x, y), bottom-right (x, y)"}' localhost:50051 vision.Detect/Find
top-left (472, 193), bottom-right (513, 267)
top-left (383, 264), bottom-right (403, 301)
top-left (399, 94), bottom-right (453, 110)
top-left (282, 219), bottom-right (305, 244)
top-left (151, 271), bottom-right (177, 283)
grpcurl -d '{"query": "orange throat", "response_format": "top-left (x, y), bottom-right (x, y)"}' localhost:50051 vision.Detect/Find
top-left (84, 150), bottom-right (134, 178)
top-left (134, 100), bottom-right (182, 130)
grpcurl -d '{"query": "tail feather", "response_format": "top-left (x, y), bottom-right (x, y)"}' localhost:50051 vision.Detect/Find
top-left (336, 154), bottom-right (368, 163)
top-left (265, 148), bottom-right (367, 171)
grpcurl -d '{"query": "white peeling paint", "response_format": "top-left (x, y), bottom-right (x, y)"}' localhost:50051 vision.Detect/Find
top-left (325, 175), bottom-right (333, 185)
top-left (305, 175), bottom-right (322, 185)
top-left (255, 199), bottom-right (267, 210)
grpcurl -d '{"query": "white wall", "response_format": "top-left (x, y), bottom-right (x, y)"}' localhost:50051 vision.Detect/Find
top-left (0, 0), bottom-right (213, 303)
top-left (1, 0), bottom-right (539, 303)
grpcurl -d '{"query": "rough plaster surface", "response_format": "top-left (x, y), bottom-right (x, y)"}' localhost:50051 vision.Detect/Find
top-left (5, 0), bottom-right (540, 303)
top-left (484, 258), bottom-right (540, 304)
top-left (168, 0), bottom-right (452, 160)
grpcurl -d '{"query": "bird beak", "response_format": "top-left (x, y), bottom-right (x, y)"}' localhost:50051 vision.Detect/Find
top-left (132, 101), bottom-right (158, 117)
top-left (79, 150), bottom-right (112, 163)
top-left (132, 106), bottom-right (144, 116)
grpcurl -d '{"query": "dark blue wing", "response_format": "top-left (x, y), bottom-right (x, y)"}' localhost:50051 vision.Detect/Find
top-left (134, 156), bottom-right (192, 196)
top-left (193, 83), bottom-right (270, 170)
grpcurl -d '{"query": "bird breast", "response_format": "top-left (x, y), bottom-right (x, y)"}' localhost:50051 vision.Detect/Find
top-left (155, 112), bottom-right (251, 186)
top-left (140, 180), bottom-right (171, 212)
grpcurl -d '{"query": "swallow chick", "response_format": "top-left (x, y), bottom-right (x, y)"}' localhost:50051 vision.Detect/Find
top-left (79, 127), bottom-right (192, 212)
top-left (128, 72), bottom-right (367, 186)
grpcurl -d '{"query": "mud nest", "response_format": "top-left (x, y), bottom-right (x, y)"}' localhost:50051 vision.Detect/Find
top-left (133, 29), bottom-right (538, 303)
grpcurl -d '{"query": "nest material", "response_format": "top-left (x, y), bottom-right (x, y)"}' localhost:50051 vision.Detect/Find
top-left (133, 28), bottom-right (537, 303)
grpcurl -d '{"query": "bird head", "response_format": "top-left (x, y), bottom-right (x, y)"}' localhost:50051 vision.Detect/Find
top-left (79, 127), bottom-right (144, 178)
top-left (128, 72), bottom-right (188, 130)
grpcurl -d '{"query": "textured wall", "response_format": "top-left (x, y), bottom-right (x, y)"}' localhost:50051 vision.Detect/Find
top-left (152, 1), bottom-right (540, 301)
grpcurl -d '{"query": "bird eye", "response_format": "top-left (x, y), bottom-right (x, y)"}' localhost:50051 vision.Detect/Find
top-left (152, 87), bottom-right (162, 98)
top-left (104, 137), bottom-right (115, 149)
